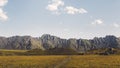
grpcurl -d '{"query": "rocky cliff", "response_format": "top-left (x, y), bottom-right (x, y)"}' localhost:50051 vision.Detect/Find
top-left (0, 34), bottom-right (120, 52)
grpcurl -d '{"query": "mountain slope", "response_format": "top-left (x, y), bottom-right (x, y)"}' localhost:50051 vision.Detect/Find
top-left (0, 34), bottom-right (120, 53)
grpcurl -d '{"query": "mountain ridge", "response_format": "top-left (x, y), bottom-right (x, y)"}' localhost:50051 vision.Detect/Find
top-left (0, 34), bottom-right (120, 53)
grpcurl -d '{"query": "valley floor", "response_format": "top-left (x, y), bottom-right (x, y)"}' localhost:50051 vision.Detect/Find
top-left (0, 55), bottom-right (120, 68)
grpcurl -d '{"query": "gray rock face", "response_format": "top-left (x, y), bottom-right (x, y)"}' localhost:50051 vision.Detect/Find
top-left (40, 34), bottom-right (68, 49)
top-left (0, 34), bottom-right (119, 52)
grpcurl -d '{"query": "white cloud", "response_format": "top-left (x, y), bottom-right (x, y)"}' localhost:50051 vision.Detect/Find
top-left (0, 0), bottom-right (8, 7)
top-left (113, 23), bottom-right (119, 28)
top-left (46, 0), bottom-right (64, 12)
top-left (0, 8), bottom-right (8, 21)
top-left (0, 0), bottom-right (8, 21)
top-left (92, 19), bottom-right (103, 25)
top-left (65, 6), bottom-right (87, 15)
top-left (46, 0), bottom-right (88, 15)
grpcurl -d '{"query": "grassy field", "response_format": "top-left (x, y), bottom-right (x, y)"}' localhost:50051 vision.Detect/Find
top-left (63, 55), bottom-right (120, 68)
top-left (0, 56), bottom-right (67, 68)
top-left (0, 55), bottom-right (120, 68)
top-left (0, 50), bottom-right (120, 68)
top-left (0, 49), bottom-right (28, 56)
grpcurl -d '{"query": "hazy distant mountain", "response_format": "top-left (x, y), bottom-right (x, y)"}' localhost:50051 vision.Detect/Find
top-left (0, 34), bottom-right (120, 52)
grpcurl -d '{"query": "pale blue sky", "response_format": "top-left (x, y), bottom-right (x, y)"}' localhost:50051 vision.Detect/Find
top-left (0, 0), bottom-right (120, 39)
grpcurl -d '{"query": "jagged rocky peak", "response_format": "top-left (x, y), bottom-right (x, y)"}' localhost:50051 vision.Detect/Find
top-left (41, 34), bottom-right (51, 38)
top-left (8, 35), bottom-right (32, 40)
top-left (104, 35), bottom-right (117, 39)
top-left (40, 34), bottom-right (60, 40)
top-left (0, 34), bottom-right (119, 52)
top-left (93, 35), bottom-right (117, 39)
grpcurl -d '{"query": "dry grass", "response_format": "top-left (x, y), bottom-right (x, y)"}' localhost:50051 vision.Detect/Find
top-left (0, 49), bottom-right (28, 52)
top-left (0, 56), bottom-right (67, 68)
top-left (0, 55), bottom-right (120, 68)
top-left (63, 55), bottom-right (120, 68)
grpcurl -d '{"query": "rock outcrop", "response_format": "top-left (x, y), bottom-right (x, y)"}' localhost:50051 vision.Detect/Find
top-left (0, 34), bottom-right (119, 52)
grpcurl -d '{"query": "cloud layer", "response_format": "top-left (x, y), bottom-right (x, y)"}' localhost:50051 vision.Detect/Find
top-left (113, 23), bottom-right (120, 28)
top-left (0, 0), bottom-right (8, 21)
top-left (46, 0), bottom-right (64, 11)
top-left (46, 0), bottom-right (88, 15)
top-left (65, 6), bottom-right (87, 15)
top-left (92, 19), bottom-right (103, 25)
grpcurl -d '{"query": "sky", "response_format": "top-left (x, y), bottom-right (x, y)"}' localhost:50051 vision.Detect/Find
top-left (0, 0), bottom-right (120, 39)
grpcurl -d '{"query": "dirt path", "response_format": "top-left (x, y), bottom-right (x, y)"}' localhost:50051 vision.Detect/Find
top-left (53, 56), bottom-right (71, 68)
